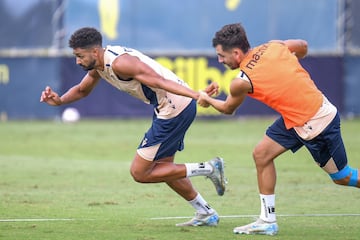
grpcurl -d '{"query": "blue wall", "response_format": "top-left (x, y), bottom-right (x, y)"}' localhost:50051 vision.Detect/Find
top-left (0, 0), bottom-right (339, 52)
top-left (64, 0), bottom-right (338, 52)
top-left (344, 56), bottom-right (360, 116)
top-left (0, 58), bottom-right (60, 119)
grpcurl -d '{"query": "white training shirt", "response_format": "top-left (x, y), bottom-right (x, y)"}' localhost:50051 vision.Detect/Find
top-left (97, 45), bottom-right (192, 119)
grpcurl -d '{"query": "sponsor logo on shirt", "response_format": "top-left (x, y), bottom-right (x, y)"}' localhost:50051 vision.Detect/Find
top-left (245, 44), bottom-right (269, 70)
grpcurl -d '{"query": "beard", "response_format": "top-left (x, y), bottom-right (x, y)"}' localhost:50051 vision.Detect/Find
top-left (80, 59), bottom-right (96, 71)
top-left (224, 61), bottom-right (239, 70)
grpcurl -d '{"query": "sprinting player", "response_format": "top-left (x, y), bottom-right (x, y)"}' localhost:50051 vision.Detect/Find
top-left (198, 23), bottom-right (360, 235)
top-left (40, 27), bottom-right (227, 227)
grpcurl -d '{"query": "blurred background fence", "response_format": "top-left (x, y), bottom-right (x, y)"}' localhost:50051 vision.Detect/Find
top-left (0, 0), bottom-right (359, 120)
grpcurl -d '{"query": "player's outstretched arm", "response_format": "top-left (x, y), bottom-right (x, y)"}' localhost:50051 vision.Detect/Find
top-left (198, 78), bottom-right (249, 114)
top-left (40, 70), bottom-right (100, 106)
top-left (112, 54), bottom-right (200, 100)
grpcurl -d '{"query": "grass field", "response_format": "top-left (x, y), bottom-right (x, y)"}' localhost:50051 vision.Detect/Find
top-left (0, 117), bottom-right (359, 240)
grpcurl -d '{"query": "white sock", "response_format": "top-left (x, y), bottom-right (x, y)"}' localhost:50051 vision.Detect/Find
top-left (189, 193), bottom-right (215, 214)
top-left (185, 162), bottom-right (213, 177)
top-left (259, 194), bottom-right (276, 222)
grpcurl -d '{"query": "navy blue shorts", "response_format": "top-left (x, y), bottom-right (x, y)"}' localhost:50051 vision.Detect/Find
top-left (138, 99), bottom-right (196, 161)
top-left (266, 113), bottom-right (348, 169)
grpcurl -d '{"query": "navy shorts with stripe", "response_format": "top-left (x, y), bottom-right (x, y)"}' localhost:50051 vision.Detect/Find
top-left (266, 113), bottom-right (348, 169)
top-left (138, 99), bottom-right (196, 161)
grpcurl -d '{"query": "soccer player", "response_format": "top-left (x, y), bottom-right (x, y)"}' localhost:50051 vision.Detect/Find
top-left (40, 27), bottom-right (227, 227)
top-left (198, 23), bottom-right (360, 235)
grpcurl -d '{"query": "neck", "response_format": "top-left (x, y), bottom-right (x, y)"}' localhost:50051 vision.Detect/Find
top-left (95, 48), bottom-right (105, 71)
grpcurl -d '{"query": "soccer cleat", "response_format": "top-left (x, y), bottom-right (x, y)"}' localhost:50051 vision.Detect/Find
top-left (233, 218), bottom-right (279, 235)
top-left (175, 212), bottom-right (219, 227)
top-left (206, 157), bottom-right (227, 196)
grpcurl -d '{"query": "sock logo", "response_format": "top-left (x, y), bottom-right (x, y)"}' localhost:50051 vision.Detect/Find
top-left (199, 163), bottom-right (205, 168)
top-left (267, 206), bottom-right (275, 214)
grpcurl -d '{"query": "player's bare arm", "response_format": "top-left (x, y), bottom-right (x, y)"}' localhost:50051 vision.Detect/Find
top-left (199, 78), bottom-right (250, 114)
top-left (40, 70), bottom-right (100, 106)
top-left (112, 54), bottom-right (200, 100)
top-left (270, 39), bottom-right (308, 59)
top-left (283, 39), bottom-right (308, 59)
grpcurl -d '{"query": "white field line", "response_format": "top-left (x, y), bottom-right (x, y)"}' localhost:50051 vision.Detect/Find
top-left (150, 213), bottom-right (360, 220)
top-left (1, 214), bottom-right (359, 222)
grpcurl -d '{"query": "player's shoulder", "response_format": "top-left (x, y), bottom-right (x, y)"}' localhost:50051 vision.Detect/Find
top-left (105, 45), bottom-right (132, 55)
top-left (236, 70), bottom-right (250, 82)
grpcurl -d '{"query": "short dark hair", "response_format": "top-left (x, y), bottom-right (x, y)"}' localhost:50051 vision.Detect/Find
top-left (68, 27), bottom-right (102, 49)
top-left (212, 23), bottom-right (250, 52)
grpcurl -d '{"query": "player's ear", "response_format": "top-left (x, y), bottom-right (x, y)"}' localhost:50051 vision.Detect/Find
top-left (232, 48), bottom-right (243, 59)
top-left (92, 46), bottom-right (101, 57)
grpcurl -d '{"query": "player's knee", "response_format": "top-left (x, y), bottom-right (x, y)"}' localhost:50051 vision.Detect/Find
top-left (329, 166), bottom-right (360, 188)
top-left (252, 148), bottom-right (263, 162)
top-left (131, 173), bottom-right (147, 183)
top-left (252, 147), bottom-right (270, 168)
top-left (130, 168), bottom-right (148, 183)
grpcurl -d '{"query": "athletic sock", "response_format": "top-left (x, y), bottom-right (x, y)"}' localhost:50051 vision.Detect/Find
top-left (185, 162), bottom-right (213, 177)
top-left (189, 193), bottom-right (215, 214)
top-left (259, 194), bottom-right (276, 222)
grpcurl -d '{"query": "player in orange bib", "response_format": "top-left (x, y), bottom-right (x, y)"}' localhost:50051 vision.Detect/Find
top-left (198, 23), bottom-right (360, 235)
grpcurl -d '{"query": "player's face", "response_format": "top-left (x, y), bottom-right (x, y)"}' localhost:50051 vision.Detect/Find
top-left (215, 45), bottom-right (240, 70)
top-left (73, 48), bottom-right (97, 71)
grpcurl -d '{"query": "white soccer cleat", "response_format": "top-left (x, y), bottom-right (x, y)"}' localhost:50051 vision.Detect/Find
top-left (206, 157), bottom-right (227, 196)
top-left (233, 218), bottom-right (279, 235)
top-left (175, 212), bottom-right (219, 227)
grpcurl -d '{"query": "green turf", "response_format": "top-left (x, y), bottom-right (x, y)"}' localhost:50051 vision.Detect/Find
top-left (0, 118), bottom-right (359, 240)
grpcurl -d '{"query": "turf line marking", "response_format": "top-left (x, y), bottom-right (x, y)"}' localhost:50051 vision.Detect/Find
top-left (150, 213), bottom-right (360, 220)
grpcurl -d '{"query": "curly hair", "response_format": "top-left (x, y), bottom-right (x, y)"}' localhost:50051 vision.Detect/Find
top-left (212, 23), bottom-right (250, 52)
top-left (68, 27), bottom-right (102, 49)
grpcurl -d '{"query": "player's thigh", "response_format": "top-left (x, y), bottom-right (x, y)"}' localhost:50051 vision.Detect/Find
top-left (130, 153), bottom-right (155, 175)
top-left (255, 117), bottom-right (302, 163)
top-left (130, 153), bottom-right (175, 174)
top-left (253, 135), bottom-right (288, 162)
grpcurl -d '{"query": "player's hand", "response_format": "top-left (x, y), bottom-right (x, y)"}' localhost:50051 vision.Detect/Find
top-left (40, 86), bottom-right (62, 106)
top-left (197, 91), bottom-right (210, 108)
top-left (204, 82), bottom-right (219, 96)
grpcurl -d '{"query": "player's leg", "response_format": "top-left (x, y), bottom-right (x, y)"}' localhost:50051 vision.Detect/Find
top-left (130, 152), bottom-right (220, 226)
top-left (130, 99), bottom-right (226, 194)
top-left (130, 153), bottom-right (186, 183)
top-left (130, 152), bottom-right (226, 195)
top-left (169, 178), bottom-right (220, 227)
top-left (252, 135), bottom-right (287, 195)
top-left (323, 158), bottom-right (360, 187)
top-left (308, 113), bottom-right (360, 187)
top-left (234, 117), bottom-right (301, 235)
top-left (158, 157), bottom-right (219, 226)
top-left (130, 153), bottom-right (207, 182)
top-left (233, 135), bottom-right (284, 235)
top-left (130, 154), bottom-right (186, 182)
